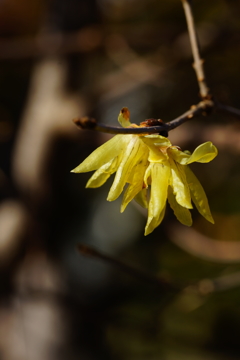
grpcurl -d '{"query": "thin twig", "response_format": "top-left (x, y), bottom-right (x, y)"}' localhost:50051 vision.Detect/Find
top-left (181, 0), bottom-right (209, 99)
top-left (73, 99), bottom-right (214, 135)
top-left (73, 117), bottom-right (169, 135)
top-left (216, 102), bottom-right (240, 119)
top-left (167, 100), bottom-right (213, 130)
top-left (72, 1), bottom-right (240, 135)
top-left (77, 243), bottom-right (181, 290)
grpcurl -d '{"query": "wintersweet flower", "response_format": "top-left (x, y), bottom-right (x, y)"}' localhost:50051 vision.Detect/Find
top-left (141, 136), bottom-right (217, 235)
top-left (72, 108), bottom-right (218, 235)
top-left (72, 108), bottom-right (151, 209)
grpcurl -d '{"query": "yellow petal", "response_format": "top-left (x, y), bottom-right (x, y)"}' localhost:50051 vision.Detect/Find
top-left (169, 142), bottom-right (218, 165)
top-left (168, 147), bottom-right (190, 164)
top-left (168, 186), bottom-right (192, 226)
top-left (134, 188), bottom-right (148, 209)
top-left (144, 134), bottom-right (171, 147)
top-left (118, 107), bottom-right (131, 127)
top-left (169, 158), bottom-right (192, 209)
top-left (144, 162), bottom-right (170, 235)
top-left (126, 141), bottom-right (148, 185)
top-left (186, 142), bottom-right (218, 164)
top-left (141, 137), bottom-right (166, 162)
top-left (185, 166), bottom-right (214, 223)
top-left (143, 162), bottom-right (152, 187)
top-left (145, 205), bottom-right (166, 236)
top-left (107, 137), bottom-right (142, 201)
top-left (86, 157), bottom-right (119, 188)
top-left (121, 149), bottom-right (149, 212)
top-left (71, 134), bottom-right (128, 173)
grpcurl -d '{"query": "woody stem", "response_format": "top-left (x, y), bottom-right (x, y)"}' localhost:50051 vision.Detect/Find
top-left (181, 0), bottom-right (209, 99)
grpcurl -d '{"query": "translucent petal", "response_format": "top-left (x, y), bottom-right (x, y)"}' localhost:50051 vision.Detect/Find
top-left (144, 162), bottom-right (170, 235)
top-left (86, 157), bottom-right (119, 188)
top-left (168, 186), bottom-right (192, 226)
top-left (141, 137), bottom-right (166, 162)
top-left (72, 134), bottom-right (129, 173)
top-left (134, 188), bottom-right (148, 209)
top-left (126, 142), bottom-right (148, 185)
top-left (144, 134), bottom-right (171, 147)
top-left (169, 158), bottom-right (192, 209)
top-left (121, 150), bottom-right (149, 212)
top-left (144, 163), bottom-right (152, 187)
top-left (169, 142), bottom-right (218, 165)
top-left (168, 147), bottom-right (190, 164)
top-left (186, 142), bottom-right (218, 164)
top-left (145, 205), bottom-right (166, 236)
top-left (107, 137), bottom-right (143, 201)
top-left (155, 204), bottom-right (166, 228)
top-left (118, 107), bottom-right (131, 127)
top-left (185, 166), bottom-right (214, 223)
top-left (121, 181), bottom-right (146, 212)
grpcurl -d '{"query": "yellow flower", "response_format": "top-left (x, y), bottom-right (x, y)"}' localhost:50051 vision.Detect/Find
top-left (72, 108), bottom-right (218, 235)
top-left (72, 108), bottom-right (150, 207)
top-left (141, 136), bottom-right (217, 235)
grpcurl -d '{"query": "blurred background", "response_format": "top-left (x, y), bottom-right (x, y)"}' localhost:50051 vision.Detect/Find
top-left (1, 0), bottom-right (240, 359)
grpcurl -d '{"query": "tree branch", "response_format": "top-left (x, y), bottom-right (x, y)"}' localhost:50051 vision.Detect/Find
top-left (73, 100), bottom-right (214, 135)
top-left (181, 0), bottom-right (209, 99)
top-left (72, 2), bottom-right (240, 136)
top-left (0, 27), bottom-right (103, 59)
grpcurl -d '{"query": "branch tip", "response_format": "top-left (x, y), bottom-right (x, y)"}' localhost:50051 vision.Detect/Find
top-left (73, 116), bottom-right (97, 129)
top-left (182, 0), bottom-right (209, 99)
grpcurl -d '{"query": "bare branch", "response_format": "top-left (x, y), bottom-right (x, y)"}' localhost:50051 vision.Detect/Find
top-left (73, 117), bottom-right (168, 135)
top-left (73, 99), bottom-right (214, 135)
top-left (166, 100), bottom-right (213, 130)
top-left (181, 0), bottom-right (209, 99)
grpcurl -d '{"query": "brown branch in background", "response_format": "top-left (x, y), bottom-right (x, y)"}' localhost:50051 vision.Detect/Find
top-left (77, 243), bottom-right (240, 296)
top-left (77, 243), bottom-right (181, 290)
top-left (0, 27), bottom-right (103, 60)
top-left (181, 0), bottom-right (209, 99)
top-left (216, 102), bottom-right (240, 119)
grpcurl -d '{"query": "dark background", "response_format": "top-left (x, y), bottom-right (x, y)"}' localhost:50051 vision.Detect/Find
top-left (1, 0), bottom-right (240, 359)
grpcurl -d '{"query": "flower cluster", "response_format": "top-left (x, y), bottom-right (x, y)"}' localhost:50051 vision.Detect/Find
top-left (72, 108), bottom-right (218, 235)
